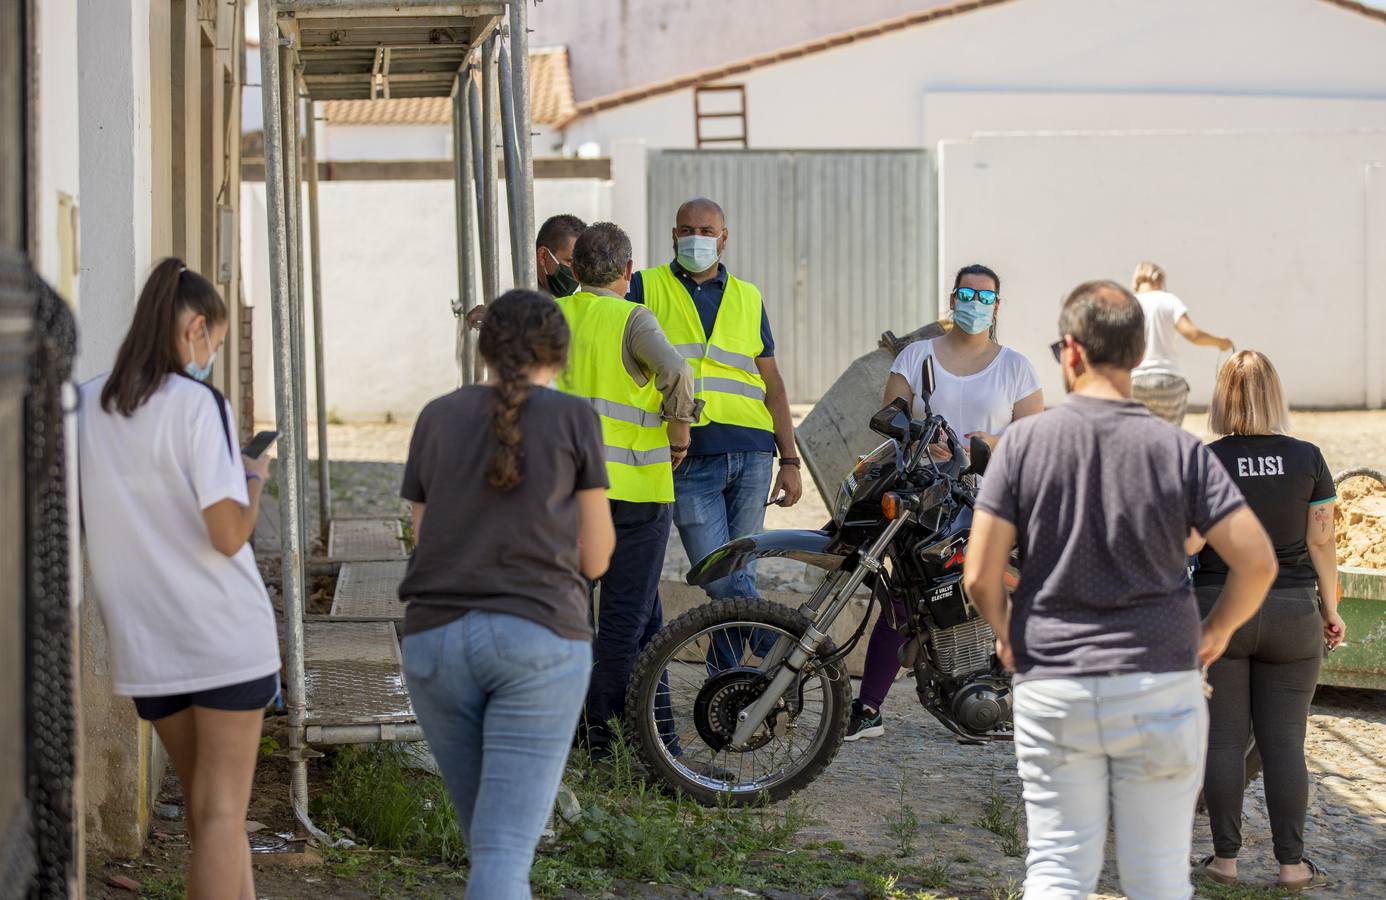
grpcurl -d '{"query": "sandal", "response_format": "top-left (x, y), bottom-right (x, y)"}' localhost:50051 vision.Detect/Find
top-left (1279, 857), bottom-right (1328, 891)
top-left (1194, 855), bottom-right (1238, 886)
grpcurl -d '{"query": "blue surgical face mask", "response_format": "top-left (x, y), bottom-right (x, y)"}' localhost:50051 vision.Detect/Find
top-left (676, 235), bottom-right (721, 273)
top-left (952, 300), bottom-right (994, 335)
top-left (184, 324), bottom-right (217, 382)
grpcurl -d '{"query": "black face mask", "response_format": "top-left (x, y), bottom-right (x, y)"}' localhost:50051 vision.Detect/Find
top-left (541, 249), bottom-right (580, 298)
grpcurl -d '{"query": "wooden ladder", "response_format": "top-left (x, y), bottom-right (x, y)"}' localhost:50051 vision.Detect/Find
top-left (694, 85), bottom-right (748, 148)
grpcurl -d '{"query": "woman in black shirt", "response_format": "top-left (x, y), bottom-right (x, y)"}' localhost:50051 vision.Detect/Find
top-left (1192, 351), bottom-right (1343, 890)
top-left (398, 290), bottom-right (615, 899)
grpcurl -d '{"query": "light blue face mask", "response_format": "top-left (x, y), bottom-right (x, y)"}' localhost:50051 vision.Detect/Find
top-left (184, 324), bottom-right (217, 382)
top-left (676, 235), bottom-right (721, 273)
top-left (952, 300), bottom-right (994, 335)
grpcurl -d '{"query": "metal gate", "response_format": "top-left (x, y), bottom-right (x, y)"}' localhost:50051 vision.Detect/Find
top-left (647, 149), bottom-right (933, 403)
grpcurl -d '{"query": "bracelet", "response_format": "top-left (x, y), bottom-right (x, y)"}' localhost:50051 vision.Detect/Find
top-left (779, 457), bottom-right (801, 467)
top-left (246, 472), bottom-right (263, 483)
top-left (669, 443), bottom-right (690, 453)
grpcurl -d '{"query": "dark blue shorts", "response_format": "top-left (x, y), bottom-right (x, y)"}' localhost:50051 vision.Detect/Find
top-left (132, 672), bottom-right (280, 722)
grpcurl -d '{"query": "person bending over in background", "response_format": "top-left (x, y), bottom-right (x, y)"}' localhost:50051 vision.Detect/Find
top-left (398, 290), bottom-right (615, 900)
top-left (79, 258), bottom-right (280, 900)
top-left (846, 262), bottom-right (1043, 741)
top-left (964, 280), bottom-right (1276, 900)
top-left (1191, 350), bottom-right (1343, 891)
top-left (1130, 260), bottom-right (1234, 425)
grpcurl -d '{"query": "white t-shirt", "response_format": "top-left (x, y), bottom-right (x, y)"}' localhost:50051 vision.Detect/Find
top-left (78, 375), bottom-right (280, 696)
top-left (890, 339), bottom-right (1042, 437)
top-left (1133, 290), bottom-right (1190, 378)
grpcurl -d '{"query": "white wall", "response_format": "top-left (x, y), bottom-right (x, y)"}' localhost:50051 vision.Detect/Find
top-left (36, 0), bottom-right (81, 299)
top-left (242, 178), bottom-right (612, 421)
top-left (320, 123), bottom-right (452, 161)
top-left (77, 0), bottom-right (154, 381)
top-left (937, 130), bottom-right (1386, 409)
top-left (563, 0), bottom-right (1386, 152)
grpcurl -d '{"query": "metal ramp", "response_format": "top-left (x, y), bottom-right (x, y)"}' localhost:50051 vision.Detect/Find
top-left (327, 517), bottom-right (407, 561)
top-left (302, 621), bottom-right (419, 743)
top-left (330, 559), bottom-right (407, 619)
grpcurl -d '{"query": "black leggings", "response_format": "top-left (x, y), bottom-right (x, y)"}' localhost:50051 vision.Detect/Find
top-left (1196, 585), bottom-right (1323, 865)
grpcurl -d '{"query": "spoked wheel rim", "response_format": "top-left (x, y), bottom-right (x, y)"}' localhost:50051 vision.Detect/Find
top-left (640, 619), bottom-right (839, 798)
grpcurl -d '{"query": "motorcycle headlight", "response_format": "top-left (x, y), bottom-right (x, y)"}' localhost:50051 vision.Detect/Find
top-left (832, 477), bottom-right (855, 525)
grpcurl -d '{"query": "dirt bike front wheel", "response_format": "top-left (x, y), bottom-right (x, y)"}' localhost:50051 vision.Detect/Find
top-left (624, 597), bottom-right (851, 807)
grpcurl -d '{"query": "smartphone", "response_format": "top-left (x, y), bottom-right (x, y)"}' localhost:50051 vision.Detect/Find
top-left (765, 492), bottom-right (787, 508)
top-left (243, 430), bottom-right (279, 459)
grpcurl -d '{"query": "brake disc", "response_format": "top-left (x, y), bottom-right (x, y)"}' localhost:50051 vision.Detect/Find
top-left (692, 667), bottom-right (778, 753)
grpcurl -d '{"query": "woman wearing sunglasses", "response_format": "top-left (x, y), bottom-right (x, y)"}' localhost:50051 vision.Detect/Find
top-left (845, 263), bottom-right (1043, 741)
top-left (1130, 261), bottom-right (1234, 425)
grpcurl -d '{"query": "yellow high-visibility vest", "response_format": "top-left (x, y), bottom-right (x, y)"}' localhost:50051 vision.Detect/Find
top-left (556, 291), bottom-right (674, 503)
top-left (639, 264), bottom-right (774, 433)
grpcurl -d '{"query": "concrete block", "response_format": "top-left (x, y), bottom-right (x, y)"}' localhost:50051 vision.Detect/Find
top-left (797, 322), bottom-right (945, 502)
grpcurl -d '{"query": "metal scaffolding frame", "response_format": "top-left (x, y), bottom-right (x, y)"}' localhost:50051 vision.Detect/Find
top-left (257, 0), bottom-right (535, 838)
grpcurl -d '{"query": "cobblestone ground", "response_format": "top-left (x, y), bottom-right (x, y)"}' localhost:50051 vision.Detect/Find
top-left (270, 410), bottom-right (1386, 898)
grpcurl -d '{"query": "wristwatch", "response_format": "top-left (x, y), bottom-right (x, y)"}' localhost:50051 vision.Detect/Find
top-left (778, 457), bottom-right (801, 467)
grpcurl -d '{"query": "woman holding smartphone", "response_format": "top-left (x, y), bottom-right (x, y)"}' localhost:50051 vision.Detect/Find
top-left (79, 258), bottom-right (279, 900)
top-left (398, 289), bottom-right (616, 899)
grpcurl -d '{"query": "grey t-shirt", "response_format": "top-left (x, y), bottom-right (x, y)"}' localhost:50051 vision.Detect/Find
top-left (976, 394), bottom-right (1245, 679)
top-left (398, 386), bottom-right (608, 641)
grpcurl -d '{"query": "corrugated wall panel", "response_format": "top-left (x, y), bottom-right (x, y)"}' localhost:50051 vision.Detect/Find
top-left (648, 149), bottom-right (932, 402)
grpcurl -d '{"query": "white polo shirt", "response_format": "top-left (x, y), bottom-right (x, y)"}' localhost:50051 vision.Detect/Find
top-left (78, 374), bottom-right (280, 696)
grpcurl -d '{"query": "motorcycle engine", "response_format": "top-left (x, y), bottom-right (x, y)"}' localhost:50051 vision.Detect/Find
top-left (928, 616), bottom-right (1013, 737)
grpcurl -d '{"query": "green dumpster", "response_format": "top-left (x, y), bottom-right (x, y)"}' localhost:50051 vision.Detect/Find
top-left (1323, 565), bottom-right (1386, 690)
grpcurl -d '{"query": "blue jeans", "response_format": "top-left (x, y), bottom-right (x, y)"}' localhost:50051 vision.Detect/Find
top-left (673, 451), bottom-right (778, 669)
top-left (402, 612), bottom-right (591, 900)
top-left (586, 501), bottom-right (679, 758)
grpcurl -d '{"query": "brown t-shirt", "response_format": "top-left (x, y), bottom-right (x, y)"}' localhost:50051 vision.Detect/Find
top-left (397, 385), bottom-right (608, 640)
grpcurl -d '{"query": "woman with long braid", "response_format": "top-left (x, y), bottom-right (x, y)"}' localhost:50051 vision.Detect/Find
top-left (397, 289), bottom-right (615, 899)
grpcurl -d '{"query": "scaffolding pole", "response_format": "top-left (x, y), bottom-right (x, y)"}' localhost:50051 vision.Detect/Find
top-left (452, 79), bottom-right (479, 386)
top-left (257, 0), bottom-right (310, 838)
top-left (498, 39), bottom-right (525, 287)
top-left (480, 34), bottom-right (500, 306)
top-left (305, 99), bottom-right (331, 533)
top-left (507, 0), bottom-right (537, 289)
top-left (466, 69), bottom-right (485, 252)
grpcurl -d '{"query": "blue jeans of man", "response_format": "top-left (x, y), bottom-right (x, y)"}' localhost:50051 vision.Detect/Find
top-left (402, 611), bottom-right (591, 900)
top-left (584, 500), bottom-right (679, 758)
top-left (673, 451), bottom-right (778, 670)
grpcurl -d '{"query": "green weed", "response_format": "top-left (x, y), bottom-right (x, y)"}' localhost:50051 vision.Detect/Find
top-left (975, 792), bottom-right (1026, 858)
top-left (138, 875), bottom-right (186, 900)
top-left (885, 777), bottom-right (921, 857)
top-left (258, 735), bottom-right (280, 757)
top-left (989, 878), bottom-right (1024, 900)
top-left (1193, 877), bottom-right (1299, 899)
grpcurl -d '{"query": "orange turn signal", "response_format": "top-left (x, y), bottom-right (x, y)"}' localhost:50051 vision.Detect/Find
top-left (881, 492), bottom-right (902, 520)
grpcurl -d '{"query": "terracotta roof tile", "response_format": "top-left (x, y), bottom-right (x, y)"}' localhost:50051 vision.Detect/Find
top-left (320, 47), bottom-right (575, 127)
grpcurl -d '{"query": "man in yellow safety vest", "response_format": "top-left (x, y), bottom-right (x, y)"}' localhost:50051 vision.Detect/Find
top-left (559, 221), bottom-right (698, 762)
top-left (628, 197), bottom-right (802, 668)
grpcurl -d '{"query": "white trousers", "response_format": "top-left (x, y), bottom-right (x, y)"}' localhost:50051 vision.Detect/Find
top-left (1013, 670), bottom-right (1208, 900)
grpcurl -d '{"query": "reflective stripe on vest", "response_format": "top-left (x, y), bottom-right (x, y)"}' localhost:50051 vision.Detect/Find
top-left (556, 291), bottom-right (674, 503)
top-left (639, 265), bottom-right (774, 433)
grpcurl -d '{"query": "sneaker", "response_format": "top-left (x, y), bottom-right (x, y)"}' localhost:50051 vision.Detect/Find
top-left (844, 700), bottom-right (884, 742)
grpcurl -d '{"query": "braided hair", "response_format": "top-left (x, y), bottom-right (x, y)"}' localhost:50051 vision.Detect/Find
top-left (477, 289), bottom-right (571, 491)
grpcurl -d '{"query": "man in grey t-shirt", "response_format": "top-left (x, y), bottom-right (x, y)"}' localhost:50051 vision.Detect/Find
top-left (963, 281), bottom-right (1277, 900)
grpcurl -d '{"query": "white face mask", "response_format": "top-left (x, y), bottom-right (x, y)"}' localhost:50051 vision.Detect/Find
top-left (676, 235), bottom-right (721, 273)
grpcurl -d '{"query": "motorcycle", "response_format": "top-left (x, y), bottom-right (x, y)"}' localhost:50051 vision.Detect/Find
top-left (624, 355), bottom-right (1017, 806)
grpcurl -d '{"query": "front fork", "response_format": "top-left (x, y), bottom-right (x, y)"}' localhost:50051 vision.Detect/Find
top-left (729, 515), bottom-right (909, 748)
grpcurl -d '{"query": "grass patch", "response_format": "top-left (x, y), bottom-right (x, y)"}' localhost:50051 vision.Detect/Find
top-left (312, 737), bottom-right (960, 897)
top-left (1193, 878), bottom-right (1300, 899)
top-left (975, 792), bottom-right (1026, 858)
top-left (138, 875), bottom-right (186, 900)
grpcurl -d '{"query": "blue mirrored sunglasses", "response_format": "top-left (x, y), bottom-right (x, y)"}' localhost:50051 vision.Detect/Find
top-left (953, 287), bottom-right (998, 304)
